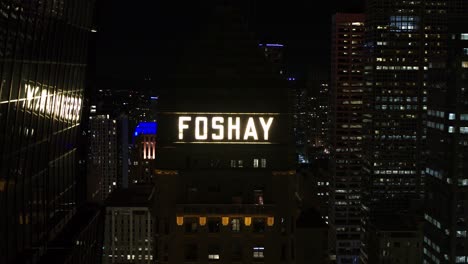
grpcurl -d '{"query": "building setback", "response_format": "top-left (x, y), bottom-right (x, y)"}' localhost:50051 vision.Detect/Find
top-left (330, 13), bottom-right (365, 264)
top-left (0, 1), bottom-right (95, 263)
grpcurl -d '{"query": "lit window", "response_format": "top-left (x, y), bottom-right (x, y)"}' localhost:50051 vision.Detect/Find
top-left (253, 247), bottom-right (265, 259)
top-left (461, 127), bottom-right (468, 134)
top-left (253, 159), bottom-right (259, 168)
top-left (230, 160), bottom-right (237, 168)
top-left (238, 160), bottom-right (243, 168)
top-left (459, 179), bottom-right (468, 186)
top-left (464, 48), bottom-right (468, 55)
top-left (461, 33), bottom-right (468, 40)
top-left (449, 113), bottom-right (456, 120)
top-left (261, 158), bottom-right (267, 168)
top-left (231, 218), bottom-right (241, 232)
top-left (208, 254), bottom-right (220, 260)
top-left (462, 61), bottom-right (468, 68)
top-left (449, 126), bottom-right (455, 133)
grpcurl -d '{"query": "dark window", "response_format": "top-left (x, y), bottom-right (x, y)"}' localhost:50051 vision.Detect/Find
top-left (253, 218), bottom-right (266, 233)
top-left (185, 244), bottom-right (198, 261)
top-left (208, 218), bottom-right (220, 233)
top-left (232, 242), bottom-right (242, 261)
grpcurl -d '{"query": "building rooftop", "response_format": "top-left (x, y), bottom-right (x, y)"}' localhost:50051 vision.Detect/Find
top-left (106, 184), bottom-right (155, 207)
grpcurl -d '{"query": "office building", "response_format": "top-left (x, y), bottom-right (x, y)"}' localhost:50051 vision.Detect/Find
top-left (330, 13), bottom-right (365, 264)
top-left (0, 1), bottom-right (95, 263)
top-left (360, 1), bottom-right (433, 262)
top-left (102, 185), bottom-right (155, 264)
top-left (423, 1), bottom-right (468, 263)
top-left (88, 115), bottom-right (118, 202)
top-left (258, 43), bottom-right (285, 76)
top-left (129, 122), bottom-right (158, 184)
top-left (153, 3), bottom-right (302, 263)
top-left (366, 213), bottom-right (423, 264)
top-left (317, 82), bottom-right (330, 149)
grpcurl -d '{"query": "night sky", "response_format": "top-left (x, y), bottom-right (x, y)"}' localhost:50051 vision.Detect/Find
top-left (95, 0), bottom-right (365, 84)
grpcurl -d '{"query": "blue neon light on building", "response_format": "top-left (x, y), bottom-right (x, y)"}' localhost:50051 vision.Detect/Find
top-left (133, 122), bottom-right (157, 137)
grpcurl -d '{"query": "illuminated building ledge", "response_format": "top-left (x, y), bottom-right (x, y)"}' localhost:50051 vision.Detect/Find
top-left (174, 141), bottom-right (276, 145)
top-left (176, 204), bottom-right (275, 215)
top-left (272, 170), bottom-right (296, 176)
top-left (176, 216), bottom-right (275, 227)
top-left (154, 169), bottom-right (178, 175)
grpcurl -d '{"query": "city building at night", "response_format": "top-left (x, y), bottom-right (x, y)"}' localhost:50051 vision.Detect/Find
top-left (365, 213), bottom-right (423, 264)
top-left (129, 122), bottom-right (158, 184)
top-left (153, 4), bottom-right (304, 264)
top-left (87, 115), bottom-right (118, 202)
top-left (317, 81), bottom-right (331, 150)
top-left (423, 1), bottom-right (468, 263)
top-left (360, 1), bottom-right (430, 262)
top-left (330, 13), bottom-right (365, 264)
top-left (0, 1), bottom-right (96, 263)
top-left (102, 185), bottom-right (155, 264)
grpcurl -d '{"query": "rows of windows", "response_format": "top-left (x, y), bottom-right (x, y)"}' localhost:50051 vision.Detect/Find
top-left (180, 217), bottom-right (275, 233)
top-left (184, 245), bottom-right (265, 261)
top-left (230, 158), bottom-right (267, 168)
top-left (425, 214), bottom-right (442, 229)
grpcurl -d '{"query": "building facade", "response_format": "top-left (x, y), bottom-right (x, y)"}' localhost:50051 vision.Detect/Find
top-left (0, 1), bottom-right (95, 263)
top-left (129, 122), bottom-right (157, 185)
top-left (153, 3), bottom-right (300, 264)
top-left (360, 1), bottom-right (430, 262)
top-left (102, 186), bottom-right (155, 264)
top-left (423, 1), bottom-right (468, 263)
top-left (88, 114), bottom-right (118, 202)
top-left (330, 13), bottom-right (365, 264)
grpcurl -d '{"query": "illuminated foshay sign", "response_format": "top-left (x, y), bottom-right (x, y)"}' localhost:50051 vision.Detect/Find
top-left (176, 114), bottom-right (276, 144)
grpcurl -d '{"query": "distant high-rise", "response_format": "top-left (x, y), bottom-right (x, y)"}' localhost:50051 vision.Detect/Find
top-left (88, 115), bottom-right (118, 202)
top-left (362, 0), bottom-right (426, 217)
top-left (102, 185), bottom-right (155, 264)
top-left (361, 0), bottom-right (446, 262)
top-left (317, 82), bottom-right (330, 149)
top-left (129, 122), bottom-right (157, 184)
top-left (0, 1), bottom-right (95, 263)
top-left (424, 1), bottom-right (468, 263)
top-left (330, 13), bottom-right (365, 264)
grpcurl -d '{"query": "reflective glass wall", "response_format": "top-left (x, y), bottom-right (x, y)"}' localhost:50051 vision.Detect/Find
top-left (0, 0), bottom-right (95, 263)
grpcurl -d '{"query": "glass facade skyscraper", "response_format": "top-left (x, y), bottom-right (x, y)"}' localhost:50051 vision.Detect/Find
top-left (0, 1), bottom-right (95, 263)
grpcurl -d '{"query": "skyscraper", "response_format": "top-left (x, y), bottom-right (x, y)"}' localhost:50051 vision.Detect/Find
top-left (330, 13), bottom-right (365, 264)
top-left (153, 3), bottom-right (301, 263)
top-left (0, 1), bottom-right (95, 263)
top-left (360, 0), bottom-right (431, 262)
top-left (424, 1), bottom-right (468, 263)
top-left (88, 115), bottom-right (118, 202)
